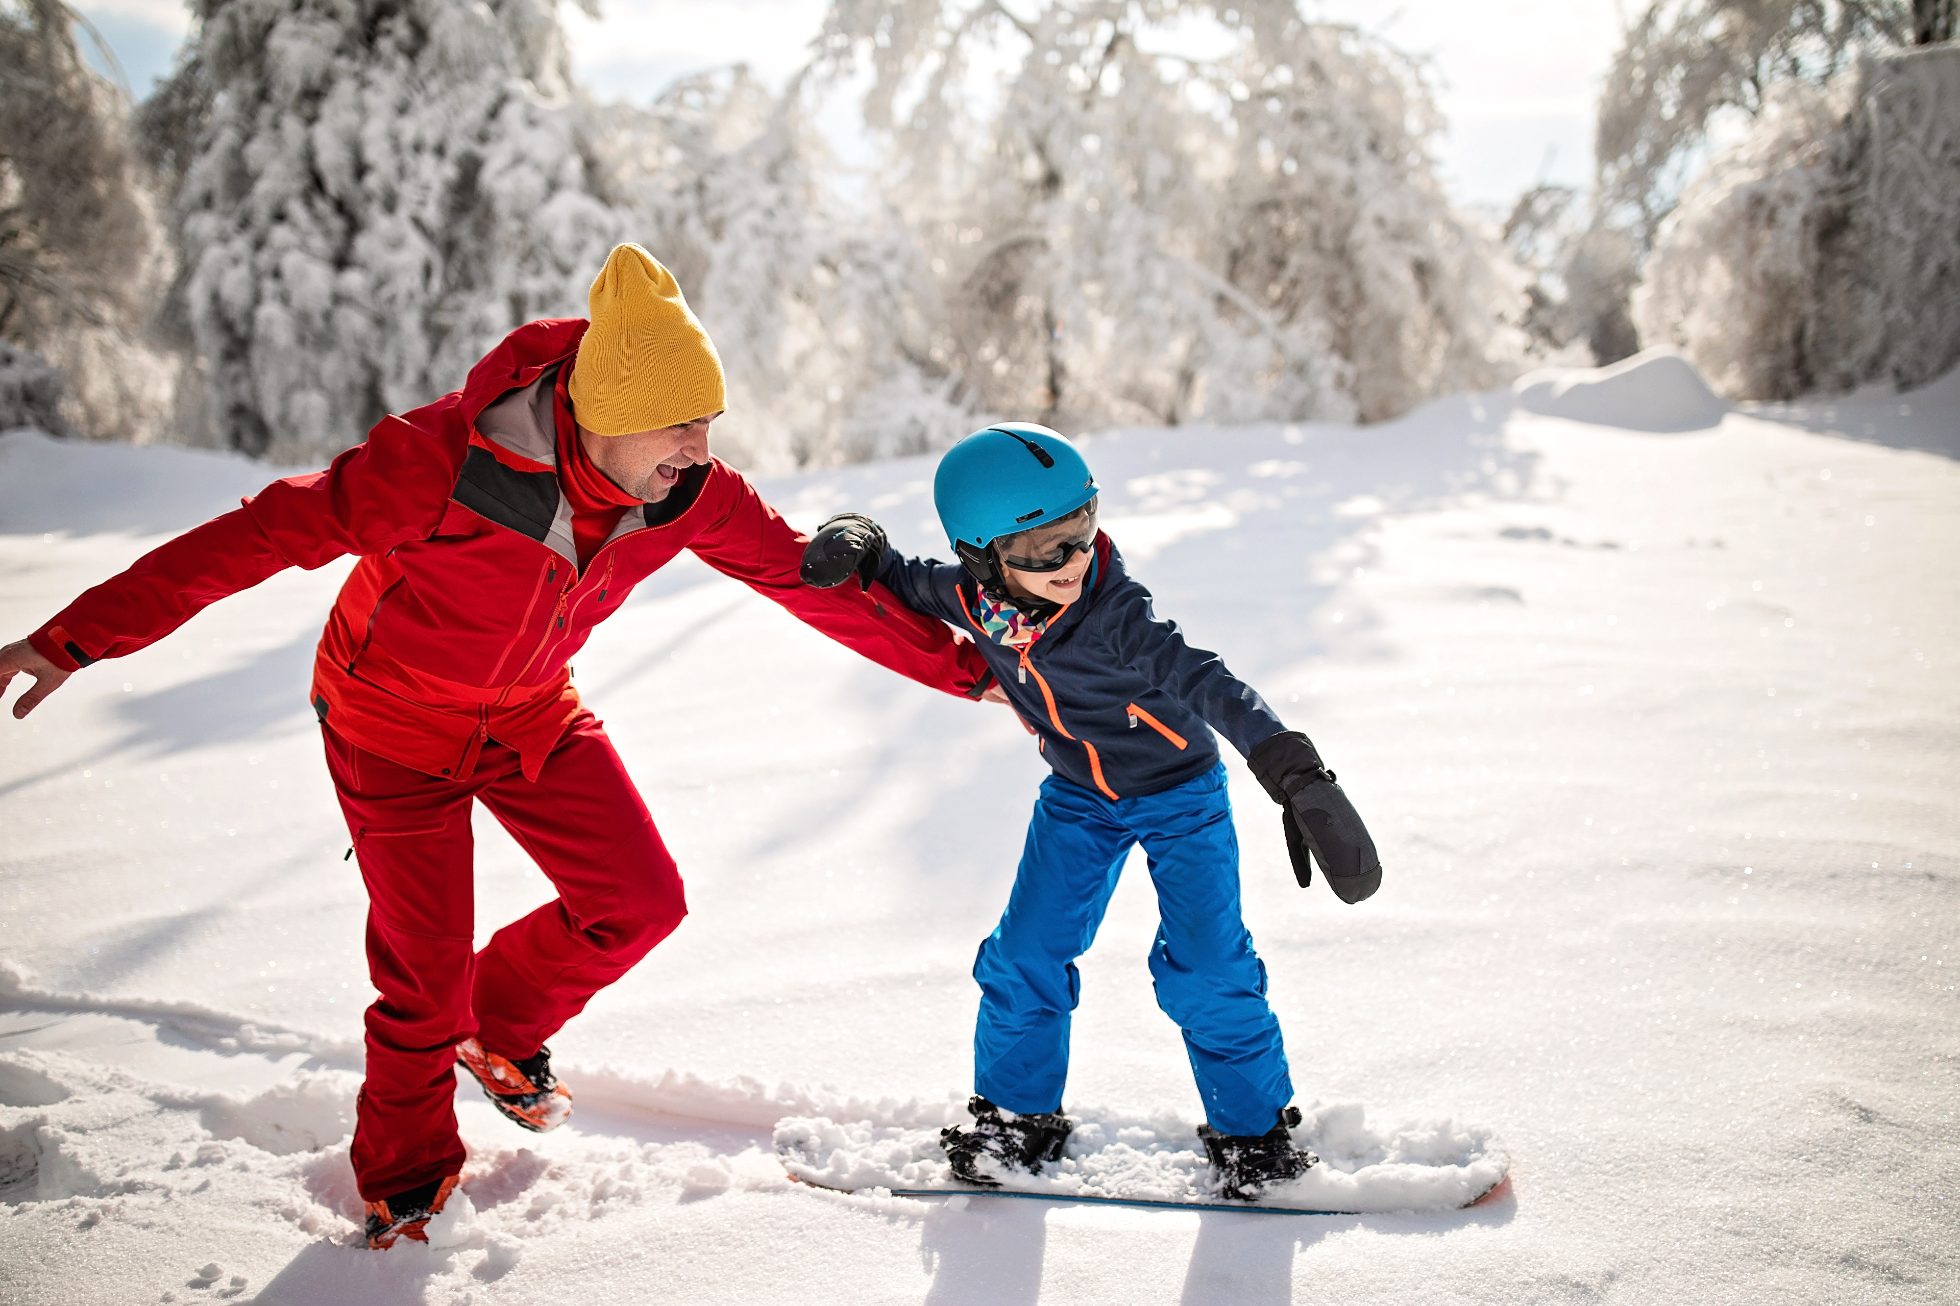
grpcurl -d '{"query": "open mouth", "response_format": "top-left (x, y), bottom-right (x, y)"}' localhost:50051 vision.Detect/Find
top-left (654, 463), bottom-right (685, 487)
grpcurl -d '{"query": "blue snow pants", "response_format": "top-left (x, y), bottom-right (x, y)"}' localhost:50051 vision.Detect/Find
top-left (971, 762), bottom-right (1293, 1137)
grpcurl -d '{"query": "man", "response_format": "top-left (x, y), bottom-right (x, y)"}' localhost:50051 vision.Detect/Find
top-left (0, 244), bottom-right (994, 1248)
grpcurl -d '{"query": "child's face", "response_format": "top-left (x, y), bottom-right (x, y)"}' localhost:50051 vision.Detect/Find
top-left (995, 503), bottom-right (1097, 607)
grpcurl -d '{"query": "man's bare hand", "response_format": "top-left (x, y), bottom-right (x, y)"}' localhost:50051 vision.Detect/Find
top-left (0, 640), bottom-right (71, 719)
top-left (980, 682), bottom-right (1010, 705)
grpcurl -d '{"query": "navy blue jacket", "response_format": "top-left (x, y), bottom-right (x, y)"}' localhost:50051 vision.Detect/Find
top-left (877, 534), bottom-right (1287, 799)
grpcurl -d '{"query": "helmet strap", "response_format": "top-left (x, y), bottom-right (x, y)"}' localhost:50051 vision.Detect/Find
top-left (957, 540), bottom-right (1063, 623)
top-left (956, 540), bottom-right (1009, 601)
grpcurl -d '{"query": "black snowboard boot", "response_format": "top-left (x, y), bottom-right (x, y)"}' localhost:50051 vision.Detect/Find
top-left (940, 1095), bottom-right (1073, 1185)
top-left (1199, 1106), bottom-right (1318, 1199)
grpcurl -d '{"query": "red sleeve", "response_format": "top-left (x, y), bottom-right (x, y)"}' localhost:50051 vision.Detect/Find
top-left (27, 404), bottom-right (463, 672)
top-left (684, 464), bottom-right (993, 699)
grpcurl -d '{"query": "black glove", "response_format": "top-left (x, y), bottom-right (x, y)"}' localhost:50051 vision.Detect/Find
top-left (801, 513), bottom-right (887, 591)
top-left (1247, 731), bottom-right (1382, 904)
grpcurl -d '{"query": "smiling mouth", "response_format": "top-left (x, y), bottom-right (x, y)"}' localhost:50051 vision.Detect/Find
top-left (655, 463), bottom-right (685, 486)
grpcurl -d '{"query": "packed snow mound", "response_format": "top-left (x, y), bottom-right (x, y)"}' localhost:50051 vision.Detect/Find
top-left (1514, 349), bottom-right (1728, 432)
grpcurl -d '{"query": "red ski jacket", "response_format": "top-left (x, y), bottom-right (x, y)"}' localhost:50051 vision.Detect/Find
top-left (29, 318), bottom-right (992, 780)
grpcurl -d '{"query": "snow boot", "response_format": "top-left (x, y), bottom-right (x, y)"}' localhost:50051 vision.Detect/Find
top-left (364, 1172), bottom-right (460, 1249)
top-left (455, 1037), bottom-right (573, 1133)
top-left (940, 1095), bottom-right (1073, 1185)
top-left (1199, 1106), bottom-right (1318, 1199)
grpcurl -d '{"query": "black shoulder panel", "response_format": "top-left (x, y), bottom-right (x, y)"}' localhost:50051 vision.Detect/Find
top-left (453, 446), bottom-right (559, 542)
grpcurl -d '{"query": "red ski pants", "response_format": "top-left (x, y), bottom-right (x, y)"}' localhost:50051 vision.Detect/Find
top-left (323, 711), bottom-right (686, 1200)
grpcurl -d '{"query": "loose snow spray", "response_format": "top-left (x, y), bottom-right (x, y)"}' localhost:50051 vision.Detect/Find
top-left (775, 1098), bottom-right (1507, 1214)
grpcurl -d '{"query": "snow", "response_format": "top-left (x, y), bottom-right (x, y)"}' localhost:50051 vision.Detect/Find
top-left (2, 357), bottom-right (1958, 1303)
top-left (776, 1105), bottom-right (1506, 1212)
top-left (1514, 348), bottom-right (1728, 432)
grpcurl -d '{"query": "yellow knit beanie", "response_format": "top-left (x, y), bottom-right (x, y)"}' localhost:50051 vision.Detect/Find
top-left (568, 243), bottom-right (726, 436)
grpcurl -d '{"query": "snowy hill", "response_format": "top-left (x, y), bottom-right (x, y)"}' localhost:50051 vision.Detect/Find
top-left (1, 362), bottom-right (1956, 1305)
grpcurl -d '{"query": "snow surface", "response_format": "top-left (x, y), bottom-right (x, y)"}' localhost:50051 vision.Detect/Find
top-left (1, 359), bottom-right (1957, 1304)
top-left (775, 1106), bottom-right (1506, 1213)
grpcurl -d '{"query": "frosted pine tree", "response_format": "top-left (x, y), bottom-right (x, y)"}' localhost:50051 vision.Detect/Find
top-left (148, 0), bottom-right (624, 461)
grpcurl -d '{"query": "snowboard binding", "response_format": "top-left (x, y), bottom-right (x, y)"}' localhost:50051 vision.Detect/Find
top-left (940, 1095), bottom-right (1073, 1185)
top-left (1199, 1105), bottom-right (1318, 1199)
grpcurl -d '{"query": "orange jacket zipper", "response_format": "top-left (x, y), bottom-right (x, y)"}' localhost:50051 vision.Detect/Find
top-left (959, 585), bottom-right (1120, 800)
top-left (1126, 702), bottom-right (1189, 750)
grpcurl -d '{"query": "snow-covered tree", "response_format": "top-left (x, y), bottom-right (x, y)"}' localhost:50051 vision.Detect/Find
top-left (1634, 45), bottom-right (1960, 398)
top-left (1914, 0), bottom-right (1957, 42)
top-left (591, 64), bottom-right (967, 471)
top-left (1205, 16), bottom-right (1526, 423)
top-left (0, 337), bottom-right (67, 434)
top-left (0, 0), bottom-right (173, 438)
top-left (1595, 1), bottom-right (1913, 251)
top-left (146, 0), bottom-right (626, 461)
top-left (815, 0), bottom-right (1527, 433)
top-left (1548, 1), bottom-right (1919, 366)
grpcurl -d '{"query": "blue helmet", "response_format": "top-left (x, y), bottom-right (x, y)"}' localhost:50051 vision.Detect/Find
top-left (933, 423), bottom-right (1099, 554)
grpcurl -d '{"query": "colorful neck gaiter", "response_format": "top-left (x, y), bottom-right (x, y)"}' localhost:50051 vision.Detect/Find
top-left (970, 589), bottom-right (1053, 649)
top-left (974, 558), bottom-right (1095, 643)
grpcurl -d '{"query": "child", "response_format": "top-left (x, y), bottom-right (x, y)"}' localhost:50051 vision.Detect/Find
top-left (801, 423), bottom-right (1382, 1197)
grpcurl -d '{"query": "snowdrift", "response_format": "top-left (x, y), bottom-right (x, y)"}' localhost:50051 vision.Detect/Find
top-left (1513, 348), bottom-right (1728, 431)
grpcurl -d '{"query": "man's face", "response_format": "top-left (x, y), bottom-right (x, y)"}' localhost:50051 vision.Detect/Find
top-left (996, 502), bottom-right (1097, 607)
top-left (578, 413), bottom-right (721, 502)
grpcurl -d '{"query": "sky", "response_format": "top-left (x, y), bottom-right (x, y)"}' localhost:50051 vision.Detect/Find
top-left (70, 0), bottom-right (1626, 211)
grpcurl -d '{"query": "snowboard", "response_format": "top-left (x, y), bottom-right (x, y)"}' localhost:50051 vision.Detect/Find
top-left (775, 1103), bottom-right (1509, 1216)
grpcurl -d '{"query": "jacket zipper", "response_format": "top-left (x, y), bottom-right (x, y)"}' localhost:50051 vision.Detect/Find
top-left (486, 559), bottom-right (561, 686)
top-left (1126, 702), bottom-right (1189, 750)
top-left (504, 551), bottom-right (616, 696)
top-left (1015, 644), bottom-right (1119, 801)
top-left (956, 583), bottom-right (1119, 800)
top-left (453, 707), bottom-right (489, 777)
top-left (505, 581), bottom-right (574, 695)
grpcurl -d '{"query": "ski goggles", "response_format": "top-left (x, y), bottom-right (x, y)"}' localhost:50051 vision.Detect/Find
top-left (997, 501), bottom-right (1098, 572)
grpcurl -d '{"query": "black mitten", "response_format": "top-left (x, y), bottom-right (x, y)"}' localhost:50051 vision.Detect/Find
top-left (801, 513), bottom-right (887, 591)
top-left (1248, 732), bottom-right (1382, 904)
